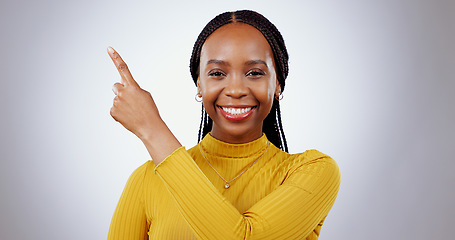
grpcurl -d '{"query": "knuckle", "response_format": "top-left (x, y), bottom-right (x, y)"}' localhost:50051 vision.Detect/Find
top-left (117, 62), bottom-right (128, 72)
top-left (112, 96), bottom-right (119, 105)
top-left (139, 88), bottom-right (148, 95)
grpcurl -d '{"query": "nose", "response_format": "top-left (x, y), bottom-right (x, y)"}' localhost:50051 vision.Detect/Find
top-left (224, 74), bottom-right (248, 98)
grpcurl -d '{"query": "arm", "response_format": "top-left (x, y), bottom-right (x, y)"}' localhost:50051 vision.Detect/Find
top-left (155, 147), bottom-right (340, 240)
top-left (107, 163), bottom-right (149, 240)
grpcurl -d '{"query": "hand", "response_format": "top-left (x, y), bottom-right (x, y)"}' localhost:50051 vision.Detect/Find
top-left (108, 47), bottom-right (162, 140)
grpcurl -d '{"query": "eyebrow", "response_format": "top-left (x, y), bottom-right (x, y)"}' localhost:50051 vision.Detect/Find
top-left (206, 59), bottom-right (230, 66)
top-left (245, 60), bottom-right (268, 67)
top-left (206, 59), bottom-right (268, 67)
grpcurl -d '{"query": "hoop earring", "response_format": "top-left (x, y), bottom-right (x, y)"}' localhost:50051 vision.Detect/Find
top-left (275, 93), bottom-right (284, 101)
top-left (195, 93), bottom-right (203, 102)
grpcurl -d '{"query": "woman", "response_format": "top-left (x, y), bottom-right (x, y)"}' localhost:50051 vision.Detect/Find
top-left (107, 10), bottom-right (340, 240)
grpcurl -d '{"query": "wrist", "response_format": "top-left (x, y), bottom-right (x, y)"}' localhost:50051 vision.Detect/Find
top-left (136, 120), bottom-right (164, 143)
top-left (137, 120), bottom-right (182, 165)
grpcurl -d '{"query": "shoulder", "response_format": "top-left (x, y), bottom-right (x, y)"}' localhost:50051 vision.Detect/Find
top-left (276, 149), bottom-right (340, 197)
top-left (282, 149), bottom-right (340, 179)
top-left (125, 160), bottom-right (158, 186)
top-left (288, 149), bottom-right (337, 165)
top-left (131, 160), bottom-right (155, 176)
top-left (270, 144), bottom-right (336, 165)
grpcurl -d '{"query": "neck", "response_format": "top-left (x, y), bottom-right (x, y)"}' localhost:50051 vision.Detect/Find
top-left (199, 132), bottom-right (269, 159)
top-left (210, 126), bottom-right (263, 144)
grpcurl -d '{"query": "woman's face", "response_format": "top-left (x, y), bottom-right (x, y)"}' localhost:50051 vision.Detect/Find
top-left (198, 23), bottom-right (280, 144)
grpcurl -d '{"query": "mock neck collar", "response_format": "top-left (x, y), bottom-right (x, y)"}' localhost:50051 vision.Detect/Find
top-left (199, 133), bottom-right (269, 159)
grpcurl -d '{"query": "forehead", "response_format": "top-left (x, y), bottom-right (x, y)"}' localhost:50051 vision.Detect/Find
top-left (200, 23), bottom-right (274, 63)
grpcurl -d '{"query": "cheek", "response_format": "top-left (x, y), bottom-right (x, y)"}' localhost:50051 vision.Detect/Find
top-left (263, 80), bottom-right (278, 112)
top-left (200, 81), bottom-right (220, 111)
top-left (200, 83), bottom-right (215, 99)
top-left (258, 80), bottom-right (277, 102)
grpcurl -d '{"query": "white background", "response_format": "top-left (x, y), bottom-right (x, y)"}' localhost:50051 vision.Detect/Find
top-left (1, 0), bottom-right (454, 239)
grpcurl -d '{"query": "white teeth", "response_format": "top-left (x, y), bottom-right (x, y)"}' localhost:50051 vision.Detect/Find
top-left (221, 107), bottom-right (253, 115)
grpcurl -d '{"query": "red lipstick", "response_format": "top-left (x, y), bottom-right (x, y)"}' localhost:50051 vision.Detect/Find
top-left (218, 106), bottom-right (255, 121)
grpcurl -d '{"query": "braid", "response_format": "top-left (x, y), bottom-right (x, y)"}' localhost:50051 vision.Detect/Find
top-left (190, 10), bottom-right (289, 152)
top-left (202, 111), bottom-right (213, 141)
top-left (197, 104), bottom-right (214, 143)
top-left (275, 101), bottom-right (288, 152)
top-left (197, 104), bottom-right (204, 143)
top-left (262, 99), bottom-right (288, 152)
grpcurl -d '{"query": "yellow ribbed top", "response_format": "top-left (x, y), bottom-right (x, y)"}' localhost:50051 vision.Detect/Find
top-left (108, 134), bottom-right (340, 240)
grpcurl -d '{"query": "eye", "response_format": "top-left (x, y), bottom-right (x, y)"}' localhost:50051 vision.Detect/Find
top-left (246, 69), bottom-right (265, 77)
top-left (208, 70), bottom-right (226, 78)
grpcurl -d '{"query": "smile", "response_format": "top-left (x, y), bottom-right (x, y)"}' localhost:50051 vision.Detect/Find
top-left (221, 107), bottom-right (253, 115)
top-left (218, 106), bottom-right (256, 121)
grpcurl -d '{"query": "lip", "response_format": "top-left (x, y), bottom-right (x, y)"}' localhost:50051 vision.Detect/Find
top-left (217, 105), bottom-right (256, 121)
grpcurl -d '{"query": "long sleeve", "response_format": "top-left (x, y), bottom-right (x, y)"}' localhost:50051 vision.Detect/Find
top-left (155, 147), bottom-right (340, 240)
top-left (108, 162), bottom-right (149, 240)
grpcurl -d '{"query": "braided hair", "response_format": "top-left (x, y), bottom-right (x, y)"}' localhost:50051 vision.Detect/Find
top-left (190, 10), bottom-right (289, 152)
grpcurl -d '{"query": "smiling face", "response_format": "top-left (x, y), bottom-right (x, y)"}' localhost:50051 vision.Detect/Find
top-left (197, 23), bottom-right (280, 144)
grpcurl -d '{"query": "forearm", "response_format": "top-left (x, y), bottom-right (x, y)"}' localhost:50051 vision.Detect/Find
top-left (138, 120), bottom-right (182, 166)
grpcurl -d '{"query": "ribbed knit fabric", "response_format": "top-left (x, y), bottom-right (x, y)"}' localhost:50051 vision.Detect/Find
top-left (107, 134), bottom-right (340, 240)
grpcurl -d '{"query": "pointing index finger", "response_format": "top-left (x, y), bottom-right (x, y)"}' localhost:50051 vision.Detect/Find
top-left (107, 47), bottom-right (139, 87)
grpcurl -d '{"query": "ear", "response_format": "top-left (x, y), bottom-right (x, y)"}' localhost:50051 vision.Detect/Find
top-left (197, 77), bottom-right (202, 96)
top-left (275, 80), bottom-right (281, 98)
